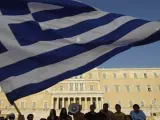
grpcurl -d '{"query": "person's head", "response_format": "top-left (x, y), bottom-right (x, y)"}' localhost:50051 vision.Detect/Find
top-left (27, 114), bottom-right (34, 120)
top-left (40, 118), bottom-right (47, 120)
top-left (133, 104), bottom-right (140, 113)
top-left (49, 109), bottom-right (57, 117)
top-left (8, 113), bottom-right (15, 120)
top-left (0, 117), bottom-right (5, 120)
top-left (90, 104), bottom-right (95, 112)
top-left (60, 108), bottom-right (67, 117)
top-left (115, 104), bottom-right (121, 112)
top-left (125, 115), bottom-right (132, 120)
top-left (103, 103), bottom-right (109, 112)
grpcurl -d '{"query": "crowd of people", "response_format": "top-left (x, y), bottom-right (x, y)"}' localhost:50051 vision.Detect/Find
top-left (0, 103), bottom-right (146, 120)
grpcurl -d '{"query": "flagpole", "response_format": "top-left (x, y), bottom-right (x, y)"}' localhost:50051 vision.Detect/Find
top-left (13, 102), bottom-right (22, 115)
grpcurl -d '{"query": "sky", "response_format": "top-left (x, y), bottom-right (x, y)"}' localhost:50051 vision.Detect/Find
top-left (80, 0), bottom-right (160, 68)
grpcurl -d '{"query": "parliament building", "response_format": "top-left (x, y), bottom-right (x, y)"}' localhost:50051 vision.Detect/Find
top-left (0, 68), bottom-right (160, 119)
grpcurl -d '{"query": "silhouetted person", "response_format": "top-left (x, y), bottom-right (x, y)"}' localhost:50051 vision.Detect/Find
top-left (8, 113), bottom-right (15, 120)
top-left (97, 110), bottom-right (106, 120)
top-left (100, 103), bottom-right (114, 120)
top-left (114, 104), bottom-right (125, 120)
top-left (124, 115), bottom-right (132, 120)
top-left (85, 104), bottom-right (97, 120)
top-left (130, 104), bottom-right (146, 120)
top-left (0, 117), bottom-right (5, 120)
top-left (47, 109), bottom-right (59, 120)
top-left (59, 108), bottom-right (72, 120)
top-left (69, 105), bottom-right (86, 120)
top-left (40, 119), bottom-right (47, 120)
top-left (27, 114), bottom-right (34, 120)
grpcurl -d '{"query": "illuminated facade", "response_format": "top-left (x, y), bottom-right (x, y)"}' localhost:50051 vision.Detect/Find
top-left (0, 68), bottom-right (160, 119)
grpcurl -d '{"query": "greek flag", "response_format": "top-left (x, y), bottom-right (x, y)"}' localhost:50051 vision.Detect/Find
top-left (0, 0), bottom-right (160, 104)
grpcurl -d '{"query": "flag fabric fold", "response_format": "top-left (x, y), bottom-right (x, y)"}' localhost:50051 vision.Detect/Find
top-left (0, 0), bottom-right (160, 104)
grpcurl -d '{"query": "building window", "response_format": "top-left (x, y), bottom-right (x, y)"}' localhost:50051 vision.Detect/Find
top-left (152, 99), bottom-right (156, 105)
top-left (70, 84), bottom-right (73, 91)
top-left (144, 73), bottom-right (147, 78)
top-left (147, 85), bottom-right (152, 92)
top-left (89, 73), bottom-right (92, 79)
top-left (123, 73), bottom-right (127, 78)
top-left (117, 101), bottom-right (121, 106)
top-left (140, 101), bottom-right (145, 107)
top-left (125, 85), bottom-right (131, 92)
top-left (80, 83), bottom-right (84, 91)
top-left (21, 102), bottom-right (25, 108)
top-left (75, 83), bottom-right (78, 91)
top-left (134, 73), bottom-right (137, 79)
top-left (80, 75), bottom-right (83, 79)
top-left (136, 85), bottom-right (141, 92)
top-left (44, 102), bottom-right (48, 109)
top-left (114, 85), bottom-right (120, 92)
top-left (103, 73), bottom-right (107, 79)
top-left (154, 73), bottom-right (158, 78)
top-left (90, 86), bottom-right (94, 91)
top-left (75, 76), bottom-right (78, 79)
top-left (157, 85), bottom-right (160, 91)
top-left (60, 86), bottom-right (64, 91)
top-left (129, 100), bottom-right (133, 107)
top-left (104, 86), bottom-right (108, 92)
top-left (32, 102), bottom-right (36, 109)
top-left (113, 73), bottom-right (117, 79)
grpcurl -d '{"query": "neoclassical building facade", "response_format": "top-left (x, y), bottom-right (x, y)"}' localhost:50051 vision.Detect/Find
top-left (0, 68), bottom-right (160, 119)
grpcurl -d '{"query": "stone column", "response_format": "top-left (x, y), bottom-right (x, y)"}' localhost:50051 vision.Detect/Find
top-left (53, 97), bottom-right (54, 109)
top-left (74, 97), bottom-right (76, 103)
top-left (91, 97), bottom-right (93, 105)
top-left (68, 97), bottom-right (71, 106)
top-left (73, 84), bottom-right (75, 91)
top-left (101, 97), bottom-right (104, 109)
top-left (96, 97), bottom-right (99, 110)
top-left (57, 97), bottom-right (59, 110)
top-left (85, 97), bottom-right (87, 110)
top-left (62, 97), bottom-right (65, 108)
top-left (79, 97), bottom-right (82, 105)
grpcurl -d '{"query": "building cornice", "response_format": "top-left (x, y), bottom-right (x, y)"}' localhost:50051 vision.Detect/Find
top-left (51, 91), bottom-right (103, 94)
top-left (59, 79), bottom-right (100, 83)
top-left (98, 68), bottom-right (160, 71)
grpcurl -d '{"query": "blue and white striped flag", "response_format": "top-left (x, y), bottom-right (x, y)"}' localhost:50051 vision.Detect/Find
top-left (0, 0), bottom-right (160, 104)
